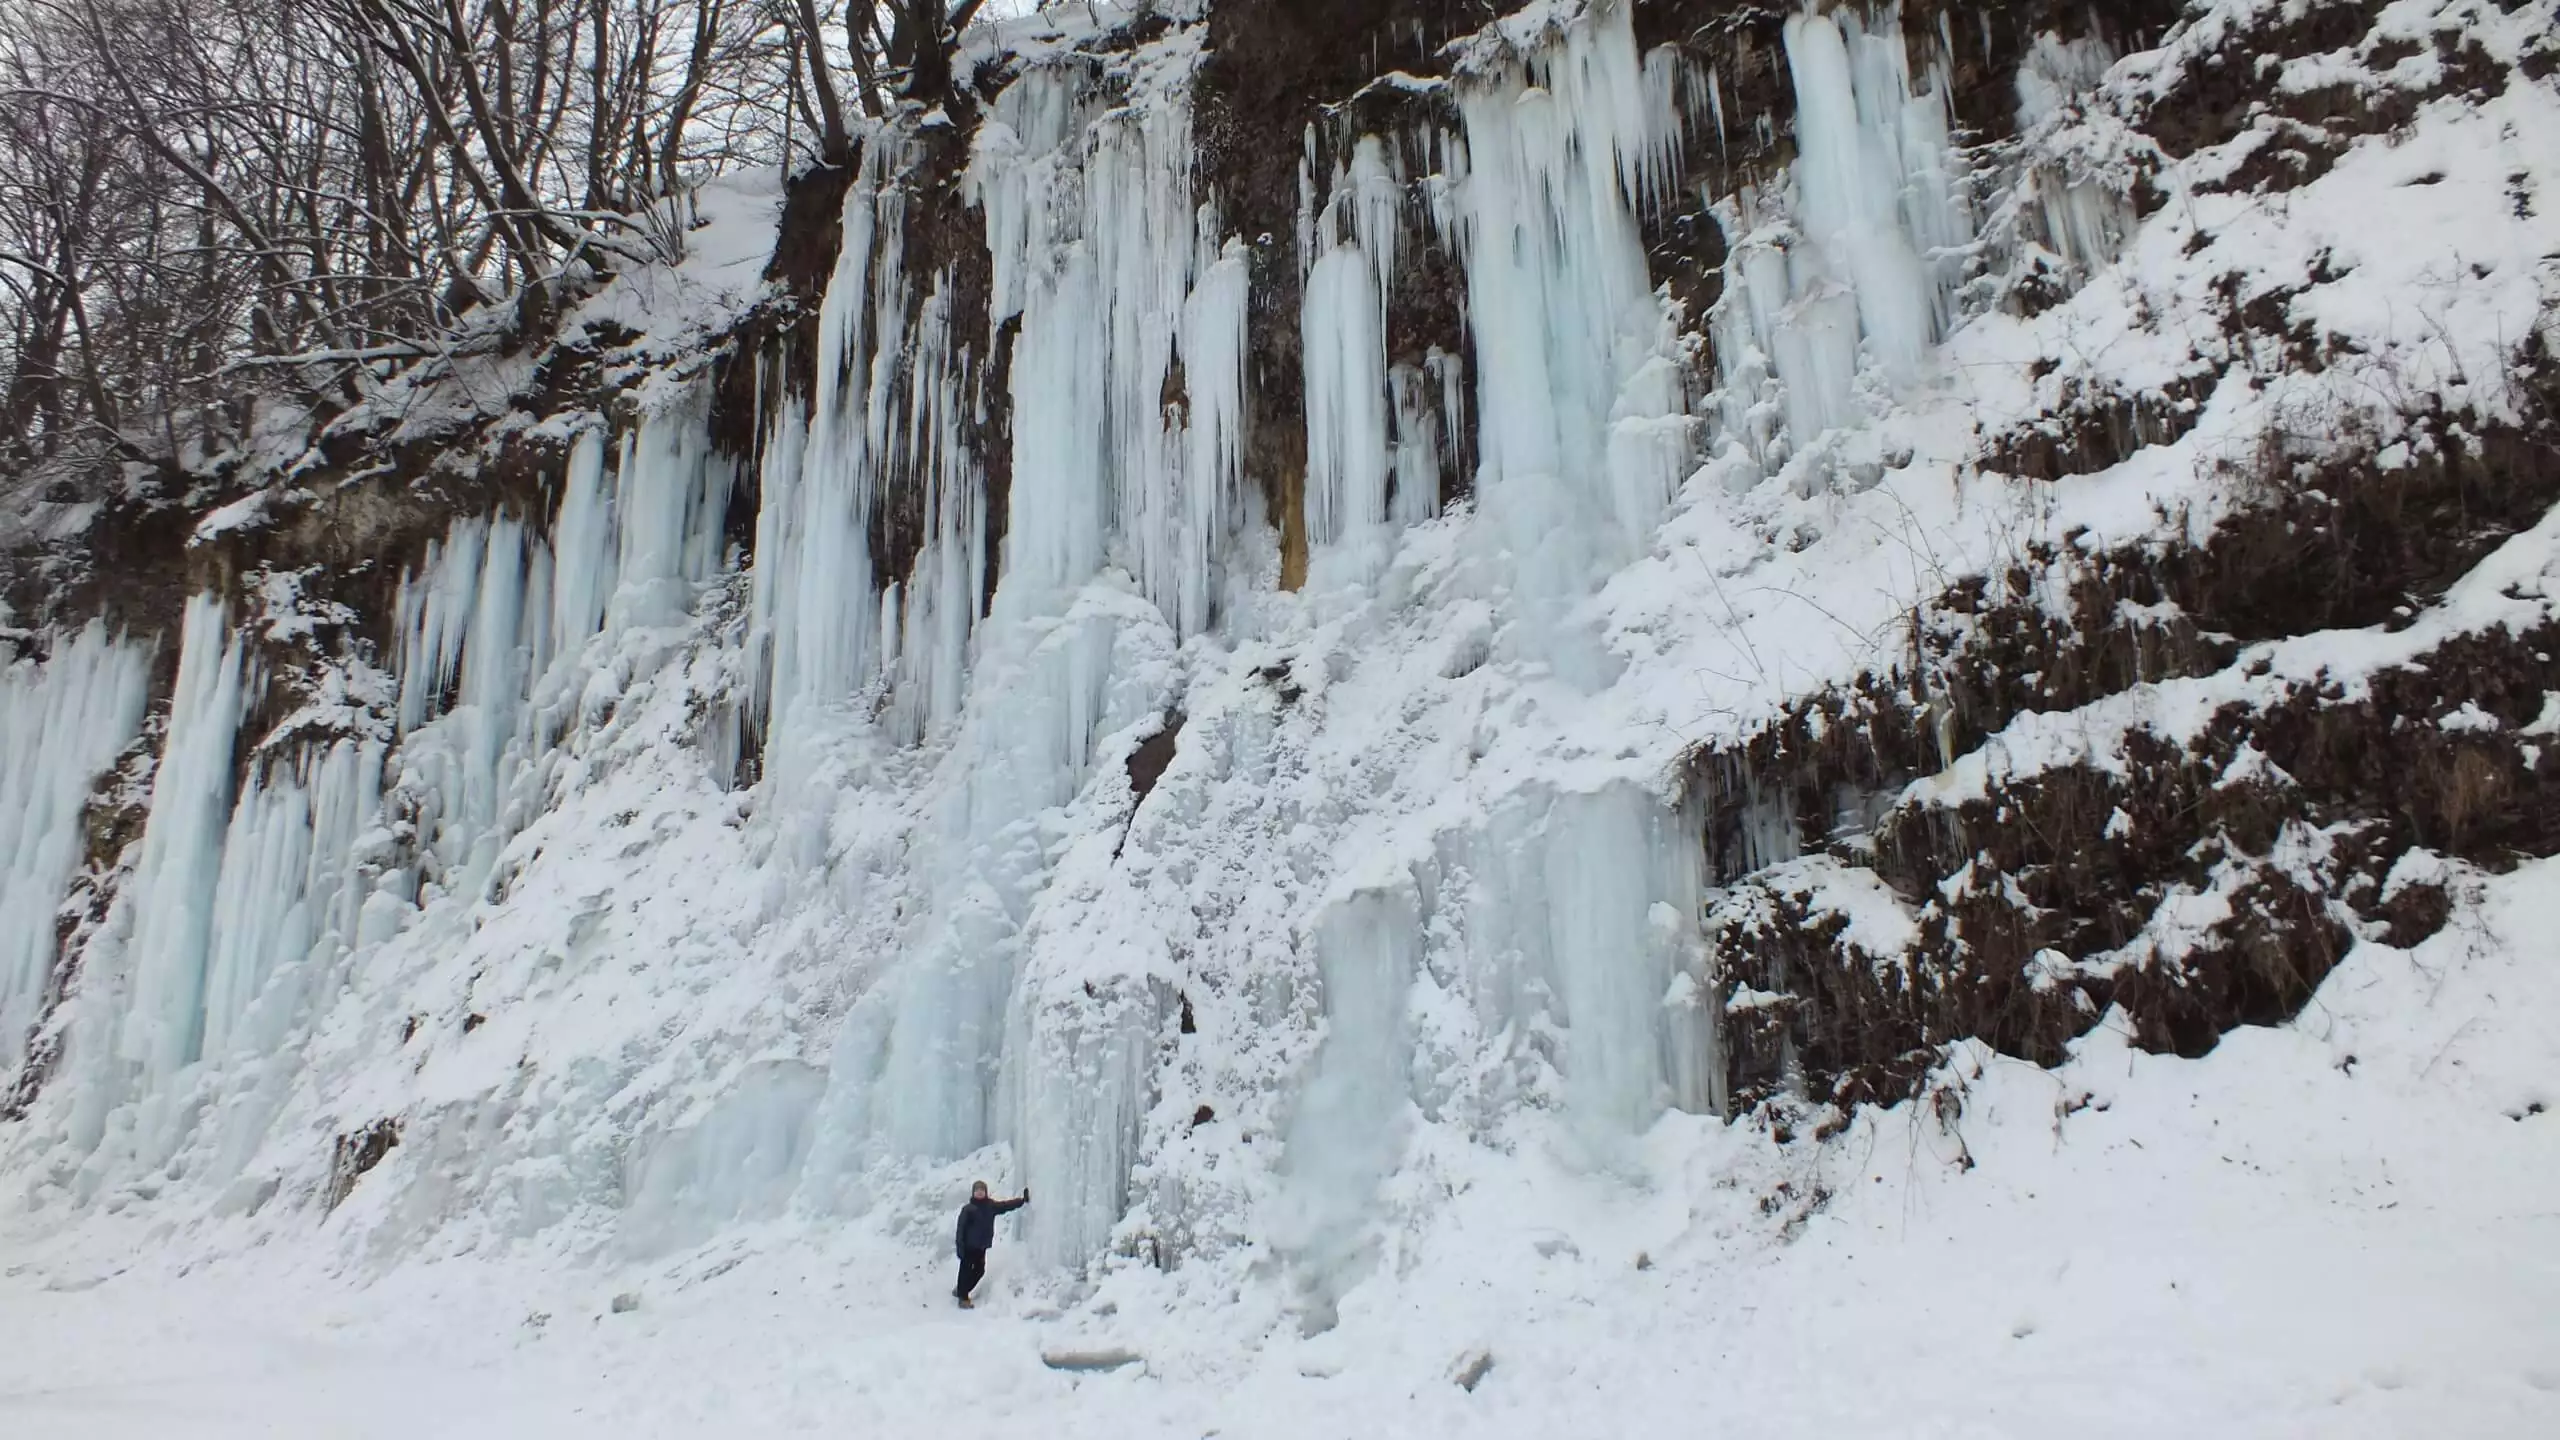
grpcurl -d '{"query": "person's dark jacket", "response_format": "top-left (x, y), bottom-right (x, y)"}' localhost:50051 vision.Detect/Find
top-left (955, 1193), bottom-right (1027, 1255)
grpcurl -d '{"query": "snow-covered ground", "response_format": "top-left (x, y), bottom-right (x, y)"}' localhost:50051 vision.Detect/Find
top-left (8, 854), bottom-right (2556, 1437)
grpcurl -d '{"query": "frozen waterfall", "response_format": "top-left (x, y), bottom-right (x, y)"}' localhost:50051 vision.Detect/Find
top-left (3, 0), bottom-right (2011, 1290)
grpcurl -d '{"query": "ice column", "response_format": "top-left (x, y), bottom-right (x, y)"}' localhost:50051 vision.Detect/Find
top-left (1456, 0), bottom-right (1695, 667)
top-left (1181, 235), bottom-right (1251, 604)
top-left (549, 429), bottom-right (617, 685)
top-left (1785, 7), bottom-right (1967, 375)
top-left (54, 596), bottom-right (247, 1163)
top-left (998, 238), bottom-right (1109, 610)
top-left (1301, 241), bottom-right (1391, 549)
top-left (1003, 966), bottom-right (1162, 1268)
top-left (393, 515), bottom-right (536, 892)
top-left (971, 59), bottom-right (1245, 636)
top-left (883, 281), bottom-right (991, 741)
top-left (1095, 93), bottom-right (1227, 634)
top-left (1386, 349), bottom-right (1462, 528)
top-left (1542, 786), bottom-right (1710, 1134)
top-left (755, 141), bottom-right (902, 765)
top-left (1299, 132), bottom-right (1421, 562)
top-left (194, 736), bottom-right (385, 1177)
top-left (0, 624), bottom-right (149, 1076)
top-left (611, 394), bottom-right (732, 632)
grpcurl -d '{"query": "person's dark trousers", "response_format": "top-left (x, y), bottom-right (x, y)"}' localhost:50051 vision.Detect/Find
top-left (955, 1247), bottom-right (987, 1300)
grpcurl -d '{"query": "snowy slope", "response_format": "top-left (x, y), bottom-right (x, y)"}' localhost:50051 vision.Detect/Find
top-left (1, 0), bottom-right (2557, 1431)
top-left (5, 854), bottom-right (2555, 1436)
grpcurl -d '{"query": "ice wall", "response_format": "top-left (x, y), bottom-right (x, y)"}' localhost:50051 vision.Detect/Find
top-left (0, 625), bottom-right (148, 1079)
top-left (6, 0), bottom-right (2021, 1293)
top-left (757, 53), bottom-right (1224, 1260)
top-left (24, 398), bottom-right (730, 1201)
top-left (398, 405), bottom-right (731, 896)
top-left (69, 594), bottom-right (251, 1165)
top-left (45, 599), bottom-right (388, 1186)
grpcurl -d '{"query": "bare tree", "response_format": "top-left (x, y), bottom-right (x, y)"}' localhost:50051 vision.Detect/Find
top-left (0, 0), bottom-right (1012, 470)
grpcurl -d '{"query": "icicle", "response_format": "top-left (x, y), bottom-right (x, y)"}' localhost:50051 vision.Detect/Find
top-left (550, 428), bottom-right (616, 668)
top-left (1177, 233), bottom-right (1251, 632)
top-left (1002, 243), bottom-right (1110, 607)
top-left (1387, 362), bottom-right (1444, 527)
top-left (1636, 43), bottom-right (1690, 216)
top-left (760, 148), bottom-right (893, 753)
top-left (2015, 33), bottom-right (2129, 277)
top-left (1704, 4), bottom-right (1978, 458)
top-left (611, 397), bottom-right (728, 631)
top-left (885, 278), bottom-right (992, 740)
top-left (1709, 65), bottom-right (1728, 157)
top-left (0, 624), bottom-right (149, 1077)
top-left (196, 736), bottom-right (384, 1158)
top-left (1347, 136), bottom-right (1404, 300)
top-left (1092, 92), bottom-right (1225, 636)
top-left (1785, 9), bottom-right (1939, 376)
top-left (1296, 123), bottom-right (1320, 278)
top-left (396, 520), bottom-right (484, 735)
top-left (198, 767), bottom-right (317, 1063)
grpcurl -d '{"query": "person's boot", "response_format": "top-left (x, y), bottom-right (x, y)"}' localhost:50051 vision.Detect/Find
top-left (957, 1295), bottom-right (974, 1309)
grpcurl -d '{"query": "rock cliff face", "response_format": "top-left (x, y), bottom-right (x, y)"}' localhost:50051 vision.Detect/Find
top-left (0, 0), bottom-right (2554, 1295)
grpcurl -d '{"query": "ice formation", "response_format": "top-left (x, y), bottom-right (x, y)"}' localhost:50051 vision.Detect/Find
top-left (1709, 5), bottom-right (1976, 460)
top-left (0, 0), bottom-right (2101, 1298)
top-left (0, 624), bottom-right (148, 1077)
top-left (2013, 33), bottom-right (2132, 279)
top-left (1457, 3), bottom-right (1696, 671)
top-left (17, 399), bottom-right (733, 1196)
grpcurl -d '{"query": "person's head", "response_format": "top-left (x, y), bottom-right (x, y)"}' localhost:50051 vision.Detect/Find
top-left (971, 1180), bottom-right (989, 1199)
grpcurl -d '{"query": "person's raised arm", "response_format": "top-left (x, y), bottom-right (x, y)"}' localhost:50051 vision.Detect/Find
top-left (998, 1188), bottom-right (1029, 1213)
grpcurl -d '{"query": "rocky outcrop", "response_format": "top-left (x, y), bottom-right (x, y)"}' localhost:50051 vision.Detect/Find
top-left (1696, 1), bottom-right (2560, 1121)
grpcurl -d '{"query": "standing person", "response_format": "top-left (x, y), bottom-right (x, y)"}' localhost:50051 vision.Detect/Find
top-left (953, 1180), bottom-right (1028, 1308)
